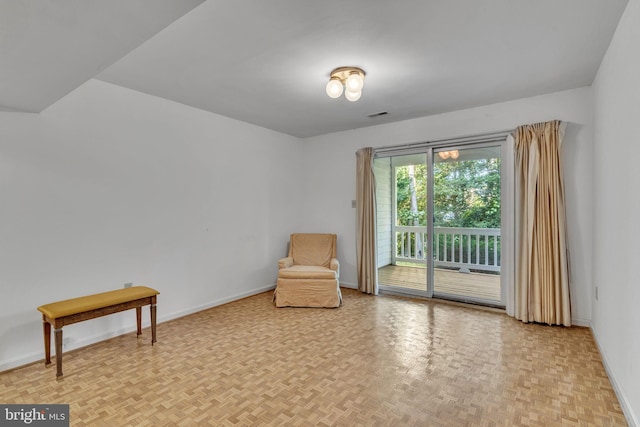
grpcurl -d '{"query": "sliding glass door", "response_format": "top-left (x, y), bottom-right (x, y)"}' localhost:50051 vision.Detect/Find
top-left (375, 140), bottom-right (506, 308)
top-left (375, 153), bottom-right (428, 295)
top-left (431, 144), bottom-right (503, 305)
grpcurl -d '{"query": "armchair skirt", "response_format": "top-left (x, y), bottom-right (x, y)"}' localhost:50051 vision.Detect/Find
top-left (275, 277), bottom-right (341, 308)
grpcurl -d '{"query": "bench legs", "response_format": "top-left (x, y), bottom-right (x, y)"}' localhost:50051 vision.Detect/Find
top-left (42, 318), bottom-right (63, 377)
top-left (151, 303), bottom-right (157, 344)
top-left (54, 329), bottom-right (63, 377)
top-left (43, 320), bottom-right (51, 365)
top-left (138, 302), bottom-right (157, 344)
top-left (138, 301), bottom-right (157, 344)
top-left (136, 307), bottom-right (142, 336)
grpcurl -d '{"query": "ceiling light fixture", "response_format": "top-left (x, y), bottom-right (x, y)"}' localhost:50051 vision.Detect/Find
top-left (325, 67), bottom-right (366, 102)
top-left (438, 150), bottom-right (459, 160)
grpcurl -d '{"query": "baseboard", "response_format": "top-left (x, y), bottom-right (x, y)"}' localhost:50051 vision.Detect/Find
top-left (571, 318), bottom-right (591, 327)
top-left (339, 281), bottom-right (357, 289)
top-left (591, 327), bottom-right (639, 427)
top-left (158, 284), bottom-right (276, 323)
top-left (0, 350), bottom-right (45, 374)
top-left (0, 284), bottom-right (277, 374)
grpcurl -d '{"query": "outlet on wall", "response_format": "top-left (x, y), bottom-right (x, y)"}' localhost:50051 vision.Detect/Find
top-left (595, 286), bottom-right (598, 300)
top-left (124, 282), bottom-right (133, 288)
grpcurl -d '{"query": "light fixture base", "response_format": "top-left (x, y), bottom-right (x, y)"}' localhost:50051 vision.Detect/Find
top-left (329, 67), bottom-right (366, 82)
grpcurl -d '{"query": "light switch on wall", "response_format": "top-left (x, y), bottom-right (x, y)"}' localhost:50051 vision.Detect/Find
top-left (351, 200), bottom-right (357, 208)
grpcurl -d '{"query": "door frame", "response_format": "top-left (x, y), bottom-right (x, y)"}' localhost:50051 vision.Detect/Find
top-left (428, 141), bottom-right (508, 308)
top-left (375, 133), bottom-right (514, 312)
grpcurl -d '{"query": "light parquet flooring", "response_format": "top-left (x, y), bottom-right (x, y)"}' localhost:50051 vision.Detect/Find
top-left (0, 289), bottom-right (627, 426)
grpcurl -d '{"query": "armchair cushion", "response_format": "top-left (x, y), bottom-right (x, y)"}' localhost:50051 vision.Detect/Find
top-left (278, 265), bottom-right (337, 280)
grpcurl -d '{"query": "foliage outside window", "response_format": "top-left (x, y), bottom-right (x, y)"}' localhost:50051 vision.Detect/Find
top-left (395, 157), bottom-right (501, 267)
top-left (395, 158), bottom-right (501, 228)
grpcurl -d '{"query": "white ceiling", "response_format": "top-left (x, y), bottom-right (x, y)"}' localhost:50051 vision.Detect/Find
top-left (0, 0), bottom-right (205, 113)
top-left (1, 1), bottom-right (629, 138)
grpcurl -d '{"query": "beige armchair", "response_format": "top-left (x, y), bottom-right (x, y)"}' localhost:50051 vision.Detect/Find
top-left (274, 233), bottom-right (342, 308)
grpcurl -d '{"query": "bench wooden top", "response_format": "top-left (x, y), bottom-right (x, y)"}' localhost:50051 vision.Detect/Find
top-left (38, 286), bottom-right (159, 320)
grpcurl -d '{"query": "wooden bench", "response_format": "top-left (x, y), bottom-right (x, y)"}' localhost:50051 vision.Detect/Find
top-left (37, 286), bottom-right (159, 378)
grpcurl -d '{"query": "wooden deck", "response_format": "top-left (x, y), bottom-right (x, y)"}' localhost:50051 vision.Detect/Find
top-left (378, 264), bottom-right (501, 302)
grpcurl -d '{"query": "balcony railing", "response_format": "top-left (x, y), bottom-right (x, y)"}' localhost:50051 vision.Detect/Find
top-left (394, 226), bottom-right (501, 272)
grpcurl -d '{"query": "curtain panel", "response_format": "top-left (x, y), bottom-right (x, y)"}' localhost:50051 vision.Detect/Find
top-left (356, 147), bottom-right (378, 295)
top-left (514, 120), bottom-right (571, 326)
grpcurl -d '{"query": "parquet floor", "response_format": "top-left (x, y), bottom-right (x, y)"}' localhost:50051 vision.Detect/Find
top-left (0, 289), bottom-right (627, 426)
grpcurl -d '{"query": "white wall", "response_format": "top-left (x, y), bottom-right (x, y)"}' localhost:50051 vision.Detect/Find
top-left (592, 0), bottom-right (640, 424)
top-left (0, 79), bottom-right (302, 371)
top-left (373, 157), bottom-right (392, 267)
top-left (300, 87), bottom-right (594, 325)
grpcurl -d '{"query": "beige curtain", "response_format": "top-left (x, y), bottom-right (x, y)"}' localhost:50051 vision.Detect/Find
top-left (356, 147), bottom-right (378, 295)
top-left (514, 120), bottom-right (571, 326)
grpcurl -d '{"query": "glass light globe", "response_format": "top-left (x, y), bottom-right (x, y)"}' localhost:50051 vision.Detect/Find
top-left (325, 78), bottom-right (343, 98)
top-left (345, 73), bottom-right (364, 92)
top-left (345, 89), bottom-right (362, 102)
top-left (438, 151), bottom-right (450, 160)
top-left (450, 150), bottom-right (459, 159)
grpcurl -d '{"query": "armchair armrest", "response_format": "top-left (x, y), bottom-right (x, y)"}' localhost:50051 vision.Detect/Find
top-left (330, 258), bottom-right (340, 279)
top-left (278, 257), bottom-right (294, 269)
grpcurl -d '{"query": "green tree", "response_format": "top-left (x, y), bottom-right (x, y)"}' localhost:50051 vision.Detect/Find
top-left (394, 156), bottom-right (501, 265)
top-left (395, 164), bottom-right (427, 226)
top-left (432, 158), bottom-right (500, 228)
top-left (395, 157), bottom-right (500, 229)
